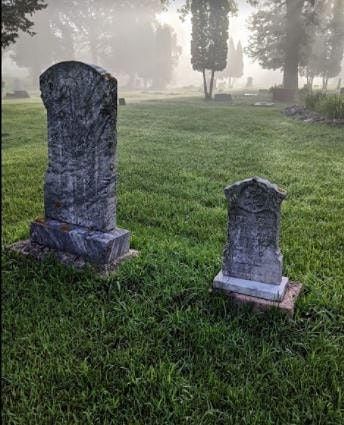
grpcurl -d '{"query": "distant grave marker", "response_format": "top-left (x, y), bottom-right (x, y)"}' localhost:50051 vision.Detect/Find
top-left (214, 93), bottom-right (232, 102)
top-left (272, 88), bottom-right (295, 102)
top-left (119, 97), bottom-right (126, 105)
top-left (5, 78), bottom-right (30, 99)
top-left (11, 61), bottom-right (136, 269)
top-left (213, 177), bottom-right (302, 315)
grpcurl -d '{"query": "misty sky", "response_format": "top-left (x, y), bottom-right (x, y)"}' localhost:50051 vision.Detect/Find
top-left (2, 0), bottom-right (343, 89)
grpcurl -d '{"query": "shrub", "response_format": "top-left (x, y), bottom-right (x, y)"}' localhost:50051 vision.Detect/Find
top-left (316, 94), bottom-right (344, 120)
top-left (305, 91), bottom-right (326, 110)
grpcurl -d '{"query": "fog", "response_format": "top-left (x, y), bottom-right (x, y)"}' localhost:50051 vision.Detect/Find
top-left (2, 0), bottom-right (343, 91)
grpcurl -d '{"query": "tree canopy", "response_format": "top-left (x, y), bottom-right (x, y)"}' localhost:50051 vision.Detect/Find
top-left (1, 0), bottom-right (47, 48)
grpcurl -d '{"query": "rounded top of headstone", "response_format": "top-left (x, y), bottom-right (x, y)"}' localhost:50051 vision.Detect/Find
top-left (224, 177), bottom-right (287, 211)
top-left (40, 60), bottom-right (116, 82)
top-left (39, 61), bottom-right (117, 110)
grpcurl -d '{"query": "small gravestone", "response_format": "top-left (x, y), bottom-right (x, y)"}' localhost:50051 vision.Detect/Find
top-left (5, 91), bottom-right (30, 99)
top-left (213, 177), bottom-right (302, 315)
top-left (11, 61), bottom-right (136, 270)
top-left (214, 93), bottom-right (232, 102)
top-left (340, 87), bottom-right (344, 95)
top-left (245, 77), bottom-right (253, 88)
top-left (5, 78), bottom-right (30, 99)
top-left (119, 97), bottom-right (126, 105)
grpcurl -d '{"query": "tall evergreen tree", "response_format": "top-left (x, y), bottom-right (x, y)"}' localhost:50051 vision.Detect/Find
top-left (151, 25), bottom-right (182, 89)
top-left (232, 40), bottom-right (244, 82)
top-left (191, 0), bottom-right (234, 99)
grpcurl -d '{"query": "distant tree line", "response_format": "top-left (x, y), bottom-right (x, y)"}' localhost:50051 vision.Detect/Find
top-left (217, 38), bottom-right (244, 88)
top-left (247, 0), bottom-right (344, 91)
top-left (4, 0), bottom-right (181, 90)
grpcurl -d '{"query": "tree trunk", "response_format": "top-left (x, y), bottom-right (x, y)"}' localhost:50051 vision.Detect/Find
top-left (322, 76), bottom-right (328, 92)
top-left (202, 69), bottom-right (209, 100)
top-left (284, 0), bottom-right (303, 91)
top-left (209, 70), bottom-right (215, 99)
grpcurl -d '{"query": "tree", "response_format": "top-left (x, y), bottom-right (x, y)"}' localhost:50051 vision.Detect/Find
top-left (218, 38), bottom-right (244, 88)
top-left (11, 6), bottom-right (74, 88)
top-left (299, 0), bottom-right (344, 90)
top-left (1, 0), bottom-right (47, 48)
top-left (191, 0), bottom-right (234, 99)
top-left (151, 25), bottom-right (182, 89)
top-left (247, 0), bottom-right (316, 91)
top-left (232, 40), bottom-right (244, 82)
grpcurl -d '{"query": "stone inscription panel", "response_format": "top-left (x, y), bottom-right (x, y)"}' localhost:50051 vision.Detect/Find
top-left (222, 177), bottom-right (286, 285)
top-left (40, 61), bottom-right (118, 232)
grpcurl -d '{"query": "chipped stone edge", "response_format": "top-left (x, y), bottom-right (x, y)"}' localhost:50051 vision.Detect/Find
top-left (7, 239), bottom-right (139, 277)
top-left (210, 281), bottom-right (303, 318)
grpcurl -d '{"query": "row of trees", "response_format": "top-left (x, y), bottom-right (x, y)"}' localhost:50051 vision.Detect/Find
top-left (3, 0), bottom-right (182, 90)
top-left (247, 0), bottom-right (344, 91)
top-left (2, 0), bottom-right (344, 96)
top-left (218, 38), bottom-right (244, 88)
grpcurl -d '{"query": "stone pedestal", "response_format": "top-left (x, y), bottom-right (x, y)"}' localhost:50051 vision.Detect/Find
top-left (30, 219), bottom-right (130, 264)
top-left (213, 271), bottom-right (288, 301)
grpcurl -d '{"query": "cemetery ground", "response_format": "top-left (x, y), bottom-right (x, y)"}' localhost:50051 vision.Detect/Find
top-left (2, 94), bottom-right (344, 425)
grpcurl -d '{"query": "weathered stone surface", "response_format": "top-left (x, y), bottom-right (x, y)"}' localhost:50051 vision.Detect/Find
top-left (26, 61), bottom-right (131, 265)
top-left (222, 177), bottom-right (287, 285)
top-left (30, 218), bottom-right (130, 264)
top-left (40, 61), bottom-right (117, 231)
top-left (8, 239), bottom-right (138, 276)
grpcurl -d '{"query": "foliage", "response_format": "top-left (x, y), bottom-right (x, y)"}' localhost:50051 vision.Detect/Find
top-left (152, 25), bottom-right (182, 89)
top-left (1, 0), bottom-right (47, 48)
top-left (306, 92), bottom-right (344, 119)
top-left (218, 38), bottom-right (244, 88)
top-left (247, 0), bottom-right (318, 90)
top-left (316, 94), bottom-right (344, 119)
top-left (191, 0), bottom-right (234, 99)
top-left (9, 0), bottom-right (180, 90)
top-left (10, 6), bottom-right (74, 87)
top-left (301, 0), bottom-right (344, 91)
top-left (304, 91), bottom-right (326, 109)
top-left (2, 96), bottom-right (344, 424)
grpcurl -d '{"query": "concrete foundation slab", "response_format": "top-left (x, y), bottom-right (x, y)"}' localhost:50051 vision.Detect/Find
top-left (211, 281), bottom-right (303, 317)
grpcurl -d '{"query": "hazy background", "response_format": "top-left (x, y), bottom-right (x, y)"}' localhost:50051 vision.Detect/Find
top-left (2, 0), bottom-right (343, 91)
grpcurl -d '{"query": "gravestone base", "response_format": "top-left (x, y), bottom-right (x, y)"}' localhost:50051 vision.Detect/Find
top-left (30, 218), bottom-right (131, 265)
top-left (8, 239), bottom-right (138, 276)
top-left (211, 281), bottom-right (303, 317)
top-left (213, 270), bottom-right (289, 301)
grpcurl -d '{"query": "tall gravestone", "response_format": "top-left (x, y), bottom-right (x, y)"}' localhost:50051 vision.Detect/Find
top-left (213, 177), bottom-right (289, 301)
top-left (30, 61), bottom-right (131, 264)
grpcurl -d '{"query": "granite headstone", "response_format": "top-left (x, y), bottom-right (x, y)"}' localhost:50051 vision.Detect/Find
top-left (30, 61), bottom-right (131, 264)
top-left (213, 177), bottom-right (289, 301)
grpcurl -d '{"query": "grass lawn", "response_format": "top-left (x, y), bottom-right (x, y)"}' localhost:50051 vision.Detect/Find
top-left (2, 95), bottom-right (344, 425)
